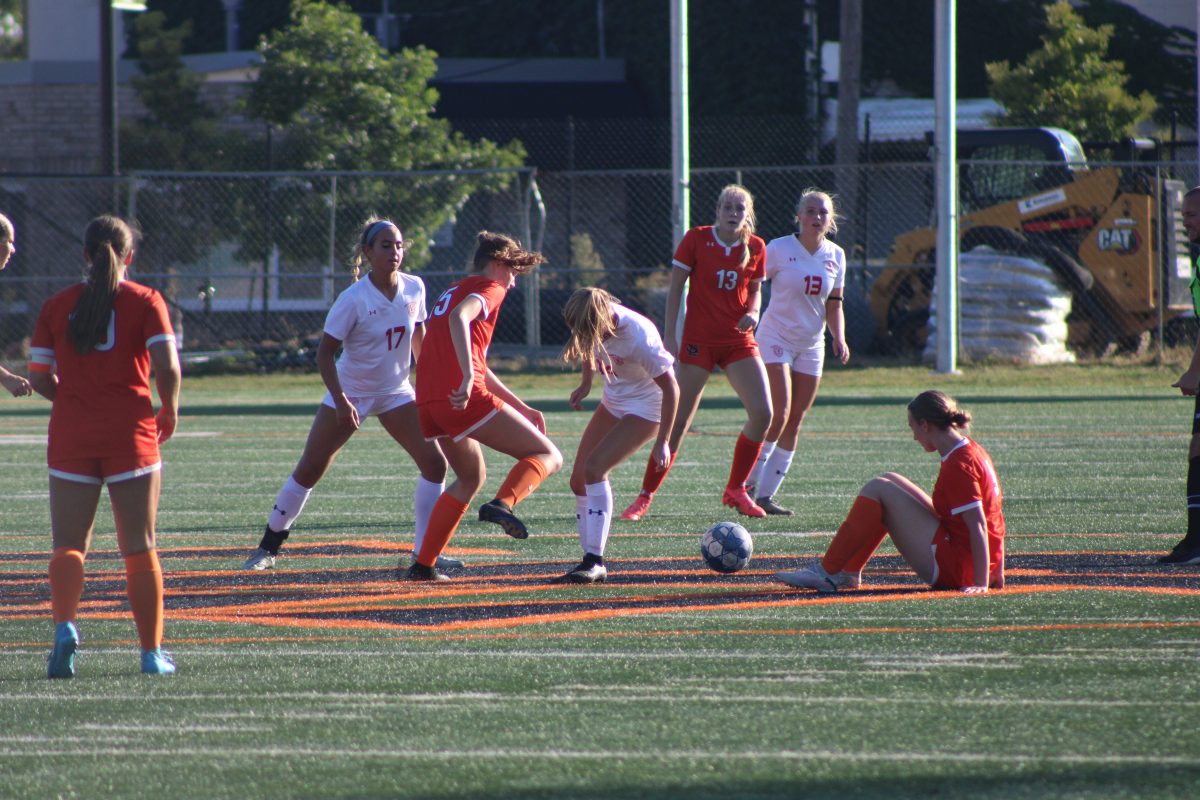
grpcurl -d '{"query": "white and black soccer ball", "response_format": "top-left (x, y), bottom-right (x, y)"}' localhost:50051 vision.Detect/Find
top-left (700, 521), bottom-right (753, 574)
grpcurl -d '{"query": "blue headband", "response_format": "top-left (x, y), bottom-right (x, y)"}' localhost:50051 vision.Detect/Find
top-left (364, 220), bottom-right (395, 246)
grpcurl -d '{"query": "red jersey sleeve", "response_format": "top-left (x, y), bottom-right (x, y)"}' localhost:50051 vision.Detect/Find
top-left (672, 228), bottom-right (699, 272)
top-left (142, 289), bottom-right (175, 349)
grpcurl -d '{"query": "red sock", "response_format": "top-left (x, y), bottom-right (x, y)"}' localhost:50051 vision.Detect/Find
top-left (494, 456), bottom-right (550, 508)
top-left (726, 433), bottom-right (763, 491)
top-left (49, 547), bottom-right (86, 624)
top-left (639, 450), bottom-right (677, 496)
top-left (822, 496), bottom-right (886, 575)
top-left (417, 494), bottom-right (469, 566)
top-left (124, 550), bottom-right (164, 652)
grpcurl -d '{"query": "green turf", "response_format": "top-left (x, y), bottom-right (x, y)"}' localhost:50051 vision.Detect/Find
top-left (1, 365), bottom-right (1197, 799)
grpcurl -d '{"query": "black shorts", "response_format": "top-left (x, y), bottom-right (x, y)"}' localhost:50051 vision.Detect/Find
top-left (1192, 393), bottom-right (1200, 435)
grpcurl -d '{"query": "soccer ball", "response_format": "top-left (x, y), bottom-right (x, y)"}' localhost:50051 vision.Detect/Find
top-left (700, 521), bottom-right (753, 573)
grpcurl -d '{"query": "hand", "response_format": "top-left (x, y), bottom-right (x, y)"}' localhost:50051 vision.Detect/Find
top-left (961, 585), bottom-right (989, 595)
top-left (735, 312), bottom-right (758, 332)
top-left (334, 395), bottom-right (361, 430)
top-left (520, 404), bottom-right (547, 434)
top-left (449, 375), bottom-right (473, 410)
top-left (569, 379), bottom-right (592, 411)
top-left (651, 440), bottom-right (672, 471)
top-left (833, 339), bottom-right (851, 365)
top-left (1, 372), bottom-right (32, 397)
top-left (1173, 371), bottom-right (1200, 396)
top-left (154, 408), bottom-right (177, 443)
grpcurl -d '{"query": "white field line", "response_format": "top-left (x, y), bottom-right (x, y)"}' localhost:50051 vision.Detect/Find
top-left (0, 746), bottom-right (1195, 766)
top-left (1, 692), bottom-right (1196, 710)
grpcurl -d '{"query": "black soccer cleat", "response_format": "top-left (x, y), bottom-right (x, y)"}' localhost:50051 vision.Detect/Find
top-left (1158, 539), bottom-right (1200, 565)
top-left (403, 562), bottom-right (450, 582)
top-left (478, 499), bottom-right (529, 539)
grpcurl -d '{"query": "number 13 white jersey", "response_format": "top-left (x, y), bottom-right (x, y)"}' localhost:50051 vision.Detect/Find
top-left (756, 234), bottom-right (846, 351)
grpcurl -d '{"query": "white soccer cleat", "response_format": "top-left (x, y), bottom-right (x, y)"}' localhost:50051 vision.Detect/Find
top-left (775, 562), bottom-right (860, 592)
top-left (242, 547), bottom-right (276, 571)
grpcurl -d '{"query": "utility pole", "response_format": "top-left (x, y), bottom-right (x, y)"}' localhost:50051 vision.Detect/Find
top-left (835, 0), bottom-right (862, 249)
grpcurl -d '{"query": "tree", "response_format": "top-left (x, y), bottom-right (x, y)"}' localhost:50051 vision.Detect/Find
top-left (241, 0), bottom-right (525, 268)
top-left (985, 0), bottom-right (1156, 142)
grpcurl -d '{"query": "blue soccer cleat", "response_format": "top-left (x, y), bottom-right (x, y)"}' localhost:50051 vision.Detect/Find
top-left (47, 621), bottom-right (80, 679)
top-left (141, 648), bottom-right (177, 675)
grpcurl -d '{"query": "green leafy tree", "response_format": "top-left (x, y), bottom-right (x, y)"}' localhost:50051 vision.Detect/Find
top-left (986, 0), bottom-right (1156, 141)
top-left (242, 0), bottom-right (525, 269)
top-left (0, 0), bottom-right (22, 60)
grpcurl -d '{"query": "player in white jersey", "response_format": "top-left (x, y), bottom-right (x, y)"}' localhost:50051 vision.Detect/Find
top-left (746, 189), bottom-right (850, 515)
top-left (556, 288), bottom-right (678, 582)
top-left (242, 218), bottom-right (449, 571)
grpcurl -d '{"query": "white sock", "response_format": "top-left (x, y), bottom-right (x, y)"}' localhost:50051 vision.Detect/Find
top-left (584, 481), bottom-right (613, 557)
top-left (746, 440), bottom-right (776, 490)
top-left (574, 494), bottom-right (589, 551)
top-left (757, 446), bottom-right (795, 499)
top-left (268, 476), bottom-right (312, 533)
top-left (412, 476), bottom-right (445, 553)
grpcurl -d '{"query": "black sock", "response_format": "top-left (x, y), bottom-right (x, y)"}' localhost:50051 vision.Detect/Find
top-left (582, 552), bottom-right (604, 567)
top-left (258, 526), bottom-right (290, 555)
top-left (1186, 456), bottom-right (1200, 546)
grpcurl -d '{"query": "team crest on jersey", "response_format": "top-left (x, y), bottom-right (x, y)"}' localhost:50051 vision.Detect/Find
top-left (772, 345), bottom-right (784, 358)
top-left (610, 355), bottom-right (625, 366)
top-left (407, 302), bottom-right (419, 317)
top-left (824, 260), bottom-right (839, 276)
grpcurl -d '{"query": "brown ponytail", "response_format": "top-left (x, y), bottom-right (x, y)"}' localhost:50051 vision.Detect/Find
top-left (907, 390), bottom-right (972, 431)
top-left (70, 215), bottom-right (134, 354)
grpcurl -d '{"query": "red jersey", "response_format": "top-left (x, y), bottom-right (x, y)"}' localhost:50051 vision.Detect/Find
top-left (673, 226), bottom-right (766, 346)
top-left (932, 438), bottom-right (1006, 586)
top-left (416, 274), bottom-right (509, 405)
top-left (29, 280), bottom-right (175, 461)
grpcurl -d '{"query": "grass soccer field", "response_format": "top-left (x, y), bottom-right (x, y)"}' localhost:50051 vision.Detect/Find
top-left (2, 364), bottom-right (1198, 799)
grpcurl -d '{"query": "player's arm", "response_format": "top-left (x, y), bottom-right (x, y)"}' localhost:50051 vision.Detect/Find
top-left (148, 339), bottom-right (181, 443)
top-left (662, 265), bottom-right (689, 356)
top-left (959, 504), bottom-right (991, 594)
top-left (569, 361), bottom-right (594, 411)
top-left (447, 295), bottom-right (484, 409)
top-left (484, 368), bottom-right (546, 433)
top-left (650, 369), bottom-right (680, 468)
top-left (825, 290), bottom-right (850, 364)
top-left (316, 332), bottom-right (358, 429)
top-left (411, 322), bottom-right (425, 363)
top-left (1173, 332), bottom-right (1200, 395)
top-left (736, 278), bottom-right (762, 332)
top-left (0, 364), bottom-right (31, 397)
top-left (28, 365), bottom-right (56, 401)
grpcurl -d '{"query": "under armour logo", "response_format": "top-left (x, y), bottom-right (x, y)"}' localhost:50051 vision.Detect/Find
top-left (273, 505), bottom-right (287, 516)
top-left (368, 310), bottom-right (378, 316)
top-left (588, 509), bottom-right (607, 517)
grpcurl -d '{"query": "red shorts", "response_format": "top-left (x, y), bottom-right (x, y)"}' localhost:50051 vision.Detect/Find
top-left (49, 453), bottom-right (162, 485)
top-left (677, 339), bottom-right (759, 372)
top-left (419, 390), bottom-right (505, 441)
top-left (931, 528), bottom-right (997, 589)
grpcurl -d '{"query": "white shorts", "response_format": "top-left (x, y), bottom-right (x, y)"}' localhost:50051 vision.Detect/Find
top-left (757, 328), bottom-right (824, 377)
top-left (322, 384), bottom-right (415, 418)
top-left (601, 391), bottom-right (662, 424)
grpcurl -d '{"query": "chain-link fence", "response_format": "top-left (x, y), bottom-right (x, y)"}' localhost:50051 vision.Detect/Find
top-left (1, 155), bottom-right (1197, 371)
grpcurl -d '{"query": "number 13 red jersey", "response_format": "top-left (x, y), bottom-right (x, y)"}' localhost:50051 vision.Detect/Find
top-left (673, 226), bottom-right (766, 346)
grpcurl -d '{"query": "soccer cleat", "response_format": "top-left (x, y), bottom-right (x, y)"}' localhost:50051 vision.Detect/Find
top-left (47, 621), bottom-right (79, 679)
top-left (756, 496), bottom-right (794, 516)
top-left (775, 562), bottom-right (861, 592)
top-left (407, 553), bottom-right (465, 570)
top-left (722, 486), bottom-right (766, 518)
top-left (553, 560), bottom-right (608, 584)
top-left (620, 493), bottom-right (653, 521)
top-left (478, 499), bottom-right (529, 539)
top-left (242, 547), bottom-right (276, 571)
top-left (141, 648), bottom-right (176, 675)
top-left (1158, 540), bottom-right (1200, 565)
top-left (403, 562), bottom-right (450, 582)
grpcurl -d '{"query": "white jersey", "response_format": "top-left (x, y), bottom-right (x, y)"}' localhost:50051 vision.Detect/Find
top-left (322, 273), bottom-right (427, 397)
top-left (756, 235), bottom-right (846, 351)
top-left (599, 304), bottom-right (675, 411)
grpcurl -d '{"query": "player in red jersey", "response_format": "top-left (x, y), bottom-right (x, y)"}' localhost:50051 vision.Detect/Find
top-left (28, 215), bottom-right (181, 677)
top-left (405, 231), bottom-right (562, 580)
top-left (776, 390), bottom-right (1005, 594)
top-left (621, 184), bottom-right (772, 520)
top-left (0, 212), bottom-right (32, 397)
